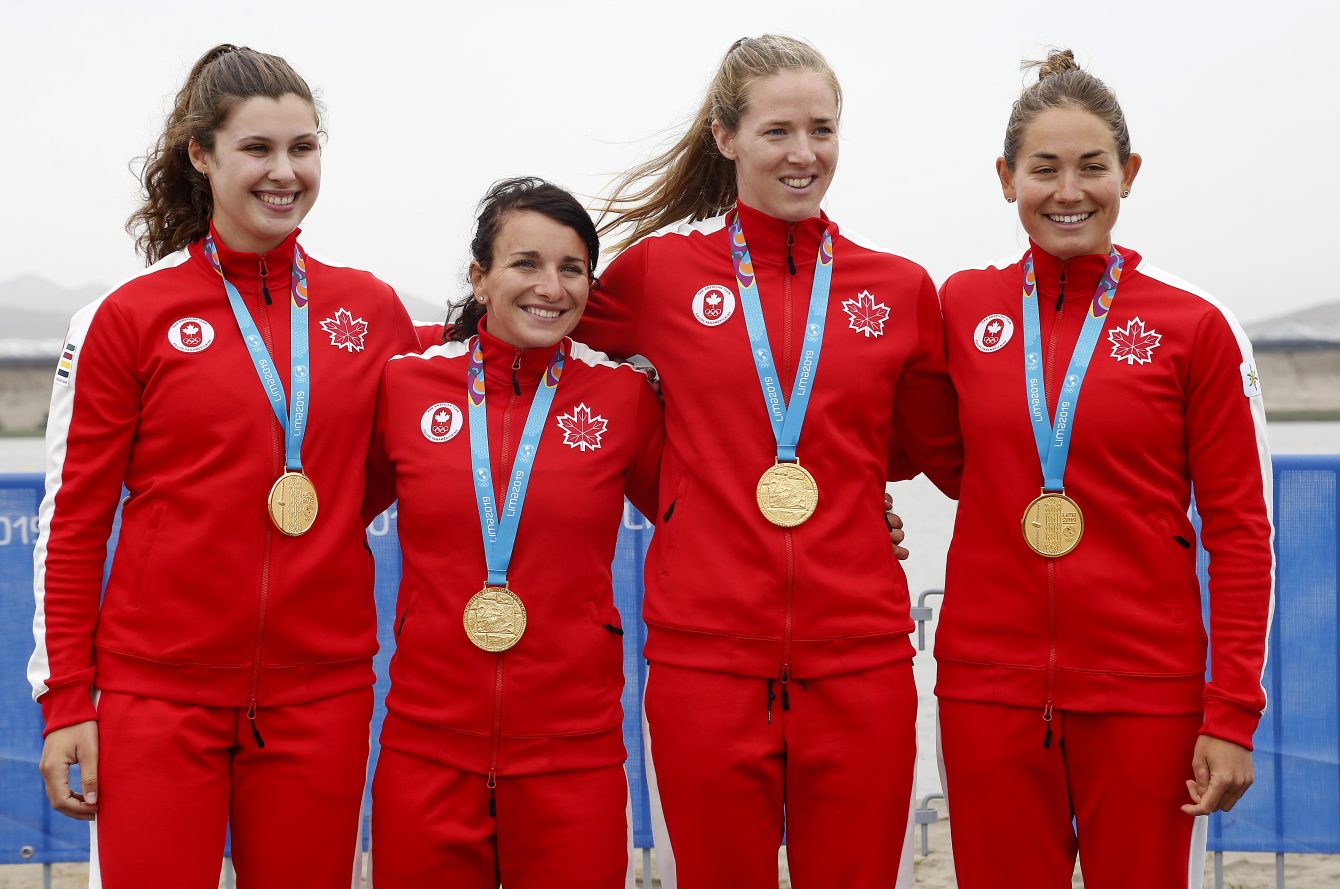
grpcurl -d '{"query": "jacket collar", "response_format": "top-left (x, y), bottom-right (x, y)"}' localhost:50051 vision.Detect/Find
top-left (1027, 240), bottom-right (1142, 304)
top-left (475, 317), bottom-right (567, 390)
top-left (733, 200), bottom-right (836, 271)
top-left (194, 223), bottom-right (301, 291)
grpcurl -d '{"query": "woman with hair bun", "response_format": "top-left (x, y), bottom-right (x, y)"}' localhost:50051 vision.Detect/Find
top-left (367, 177), bottom-right (662, 888)
top-left (934, 49), bottom-right (1273, 888)
top-left (579, 34), bottom-right (961, 888)
top-left (29, 44), bottom-right (419, 888)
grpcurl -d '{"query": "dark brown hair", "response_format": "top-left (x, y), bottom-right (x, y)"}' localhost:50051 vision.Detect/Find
top-left (447, 177), bottom-right (600, 342)
top-left (596, 35), bottom-right (841, 253)
top-left (1001, 49), bottom-right (1131, 170)
top-left (126, 44), bottom-right (321, 264)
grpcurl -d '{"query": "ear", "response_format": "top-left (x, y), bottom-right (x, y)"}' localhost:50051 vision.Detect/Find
top-left (995, 157), bottom-right (1016, 202)
top-left (1121, 153), bottom-right (1143, 194)
top-left (711, 119), bottom-right (737, 161)
top-left (468, 260), bottom-right (486, 299)
top-left (187, 138), bottom-right (211, 177)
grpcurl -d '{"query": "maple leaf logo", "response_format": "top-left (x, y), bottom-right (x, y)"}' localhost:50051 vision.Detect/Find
top-left (183, 323), bottom-right (199, 336)
top-left (434, 410), bottom-right (451, 425)
top-left (841, 290), bottom-right (890, 338)
top-left (556, 403), bottom-right (608, 452)
top-left (1107, 316), bottom-right (1162, 365)
top-left (987, 320), bottom-right (1002, 335)
top-left (319, 307), bottom-right (369, 353)
top-left (706, 293), bottom-right (722, 308)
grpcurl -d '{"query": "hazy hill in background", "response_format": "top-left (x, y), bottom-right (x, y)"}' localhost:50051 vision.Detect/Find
top-left (0, 275), bottom-right (449, 342)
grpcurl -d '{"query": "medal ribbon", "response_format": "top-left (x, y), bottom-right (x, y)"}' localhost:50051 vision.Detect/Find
top-left (728, 213), bottom-right (835, 463)
top-left (1021, 248), bottom-right (1123, 491)
top-left (466, 336), bottom-right (566, 586)
top-left (205, 235), bottom-right (311, 474)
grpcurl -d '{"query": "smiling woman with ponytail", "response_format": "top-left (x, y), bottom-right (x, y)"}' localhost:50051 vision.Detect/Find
top-left (30, 43), bottom-right (420, 889)
top-left (934, 49), bottom-right (1272, 889)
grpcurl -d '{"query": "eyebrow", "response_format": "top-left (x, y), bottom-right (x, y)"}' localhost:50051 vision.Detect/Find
top-left (761, 116), bottom-right (835, 127)
top-left (1029, 149), bottom-right (1110, 160)
top-left (508, 250), bottom-right (588, 264)
top-left (234, 132), bottom-right (319, 143)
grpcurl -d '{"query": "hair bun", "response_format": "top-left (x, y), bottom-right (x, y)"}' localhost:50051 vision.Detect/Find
top-left (1037, 49), bottom-right (1078, 81)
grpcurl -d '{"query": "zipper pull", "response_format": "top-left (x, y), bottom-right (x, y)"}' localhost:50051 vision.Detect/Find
top-left (487, 770), bottom-right (497, 818)
top-left (511, 351), bottom-right (522, 396)
top-left (247, 699), bottom-right (266, 749)
top-left (1054, 265), bottom-right (1066, 313)
top-left (786, 227), bottom-right (797, 276)
top-left (259, 257), bottom-right (272, 305)
top-left (766, 678), bottom-right (776, 724)
top-left (1041, 700), bottom-right (1054, 749)
top-left (780, 669), bottom-right (791, 712)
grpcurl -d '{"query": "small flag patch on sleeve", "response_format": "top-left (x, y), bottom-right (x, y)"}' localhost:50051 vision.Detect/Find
top-left (55, 342), bottom-right (76, 388)
top-left (1240, 360), bottom-right (1261, 397)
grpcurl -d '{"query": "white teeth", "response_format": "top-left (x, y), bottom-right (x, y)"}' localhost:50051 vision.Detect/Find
top-left (1048, 212), bottom-right (1092, 224)
top-left (258, 193), bottom-right (297, 206)
top-left (782, 177), bottom-right (815, 188)
top-left (524, 307), bottom-right (561, 319)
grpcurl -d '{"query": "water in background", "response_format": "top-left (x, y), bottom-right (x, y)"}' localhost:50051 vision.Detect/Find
top-left (6, 422), bottom-right (1336, 800)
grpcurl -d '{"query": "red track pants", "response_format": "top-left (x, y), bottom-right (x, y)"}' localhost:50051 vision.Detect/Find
top-left (370, 747), bottom-right (632, 888)
top-left (92, 687), bottom-right (373, 889)
top-left (644, 661), bottom-right (918, 889)
top-left (939, 699), bottom-right (1207, 889)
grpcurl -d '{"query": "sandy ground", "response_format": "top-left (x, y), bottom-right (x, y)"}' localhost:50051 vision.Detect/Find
top-left (3, 818), bottom-right (1338, 889)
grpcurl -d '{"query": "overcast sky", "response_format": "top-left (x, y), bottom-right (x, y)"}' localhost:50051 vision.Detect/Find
top-left (4, 0), bottom-right (1334, 324)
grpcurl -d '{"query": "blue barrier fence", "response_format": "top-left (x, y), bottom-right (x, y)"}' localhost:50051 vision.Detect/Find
top-left (1, 456), bottom-right (1337, 864)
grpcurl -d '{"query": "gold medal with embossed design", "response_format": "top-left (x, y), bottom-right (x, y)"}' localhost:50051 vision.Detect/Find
top-left (1021, 490), bottom-right (1084, 557)
top-left (756, 461), bottom-right (819, 528)
top-left (267, 471), bottom-right (318, 536)
top-left (463, 584), bottom-right (527, 652)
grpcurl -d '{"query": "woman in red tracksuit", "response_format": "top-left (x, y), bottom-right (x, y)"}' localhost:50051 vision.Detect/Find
top-left (29, 45), bottom-right (419, 888)
top-left (935, 50), bottom-right (1273, 889)
top-left (368, 177), bottom-right (663, 888)
top-left (576, 36), bottom-right (961, 889)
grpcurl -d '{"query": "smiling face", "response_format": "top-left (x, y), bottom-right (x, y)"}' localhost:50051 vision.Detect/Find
top-left (712, 70), bottom-right (838, 223)
top-left (188, 93), bottom-right (321, 253)
top-left (470, 210), bottom-right (592, 350)
top-left (998, 106), bottom-right (1141, 260)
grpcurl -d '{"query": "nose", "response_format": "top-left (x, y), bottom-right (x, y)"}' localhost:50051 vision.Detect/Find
top-left (788, 134), bottom-right (817, 165)
top-left (1054, 171), bottom-right (1083, 203)
top-left (533, 266), bottom-right (562, 299)
top-left (268, 151), bottom-right (296, 183)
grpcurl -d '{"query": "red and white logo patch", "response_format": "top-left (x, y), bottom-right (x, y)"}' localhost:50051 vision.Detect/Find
top-left (692, 285), bottom-right (736, 327)
top-left (556, 403), bottom-right (607, 452)
top-left (168, 317), bottom-right (215, 353)
top-left (973, 314), bottom-right (1014, 353)
top-left (841, 290), bottom-right (890, 338)
top-left (420, 402), bottom-right (463, 443)
top-left (320, 308), bottom-right (369, 353)
top-left (1107, 316), bottom-right (1162, 365)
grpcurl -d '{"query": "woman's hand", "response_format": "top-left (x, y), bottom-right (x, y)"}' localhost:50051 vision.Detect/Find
top-left (1181, 735), bottom-right (1254, 815)
top-left (885, 492), bottom-right (908, 560)
top-left (39, 720), bottom-right (100, 820)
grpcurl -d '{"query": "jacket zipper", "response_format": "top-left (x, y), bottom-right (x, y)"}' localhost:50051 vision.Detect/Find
top-left (486, 348), bottom-right (523, 812)
top-left (487, 654), bottom-right (504, 816)
top-left (259, 256), bottom-right (272, 305)
top-left (780, 222), bottom-right (796, 709)
top-left (1041, 260), bottom-right (1067, 747)
top-left (249, 259), bottom-right (280, 748)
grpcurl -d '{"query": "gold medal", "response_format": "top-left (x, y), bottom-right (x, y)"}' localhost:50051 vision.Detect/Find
top-left (463, 585), bottom-right (527, 652)
top-left (267, 471), bottom-right (318, 536)
top-left (756, 462), bottom-right (819, 528)
top-left (1022, 490), bottom-right (1084, 557)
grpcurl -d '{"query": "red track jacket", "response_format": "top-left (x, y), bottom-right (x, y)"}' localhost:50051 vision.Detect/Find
top-left (935, 244), bottom-right (1274, 748)
top-left (370, 323), bottom-right (663, 775)
top-left (29, 228), bottom-right (420, 734)
top-left (576, 200), bottom-right (962, 681)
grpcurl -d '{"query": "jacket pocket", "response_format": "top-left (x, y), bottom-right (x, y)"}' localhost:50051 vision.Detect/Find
top-left (128, 499), bottom-right (165, 609)
top-left (1154, 514), bottom-right (1195, 624)
top-left (657, 474), bottom-right (687, 577)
